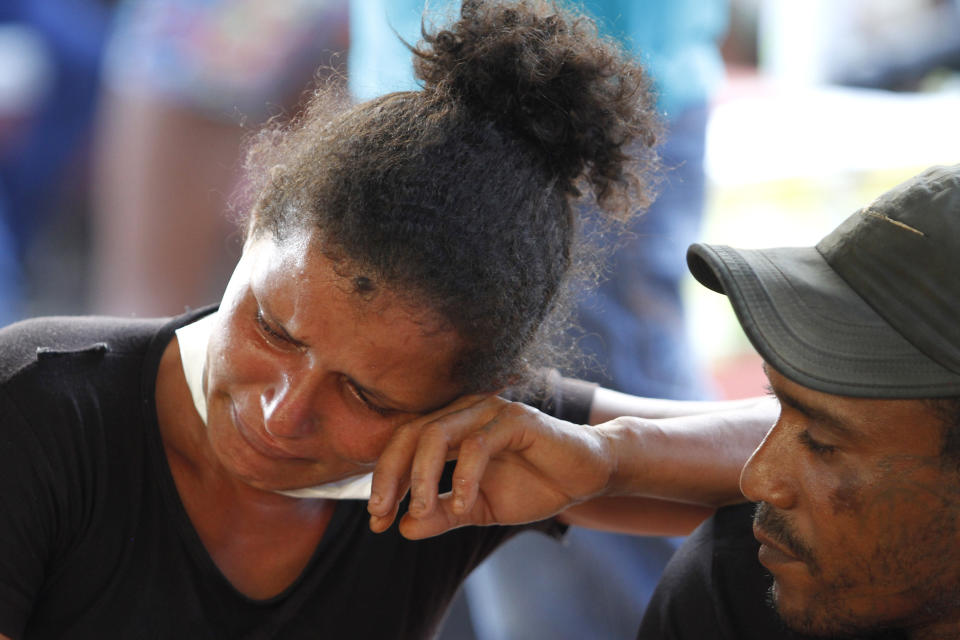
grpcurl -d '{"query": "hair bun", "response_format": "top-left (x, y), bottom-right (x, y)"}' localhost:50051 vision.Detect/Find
top-left (412, 0), bottom-right (660, 215)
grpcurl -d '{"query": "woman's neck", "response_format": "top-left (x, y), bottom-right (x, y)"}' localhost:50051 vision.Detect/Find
top-left (154, 337), bottom-right (336, 599)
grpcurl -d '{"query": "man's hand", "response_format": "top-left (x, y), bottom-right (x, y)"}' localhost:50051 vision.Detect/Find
top-left (366, 394), bottom-right (614, 539)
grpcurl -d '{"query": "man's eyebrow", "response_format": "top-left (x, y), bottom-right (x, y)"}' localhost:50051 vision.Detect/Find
top-left (762, 365), bottom-right (858, 439)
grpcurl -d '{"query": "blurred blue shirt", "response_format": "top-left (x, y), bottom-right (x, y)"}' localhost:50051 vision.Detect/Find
top-left (348, 0), bottom-right (727, 117)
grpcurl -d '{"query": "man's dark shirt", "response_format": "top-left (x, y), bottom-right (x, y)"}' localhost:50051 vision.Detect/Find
top-left (637, 503), bottom-right (908, 640)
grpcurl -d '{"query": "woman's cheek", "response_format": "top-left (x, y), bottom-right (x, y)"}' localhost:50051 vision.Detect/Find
top-left (325, 413), bottom-right (410, 465)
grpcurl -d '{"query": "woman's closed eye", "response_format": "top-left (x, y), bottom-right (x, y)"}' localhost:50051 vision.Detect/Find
top-left (256, 310), bottom-right (290, 344)
top-left (343, 377), bottom-right (392, 416)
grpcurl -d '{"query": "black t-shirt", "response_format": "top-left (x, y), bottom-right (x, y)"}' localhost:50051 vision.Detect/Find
top-left (636, 503), bottom-right (804, 640)
top-left (0, 310), bottom-right (577, 640)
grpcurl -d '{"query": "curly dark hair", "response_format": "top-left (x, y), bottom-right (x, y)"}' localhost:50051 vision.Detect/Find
top-left (241, 0), bottom-right (661, 391)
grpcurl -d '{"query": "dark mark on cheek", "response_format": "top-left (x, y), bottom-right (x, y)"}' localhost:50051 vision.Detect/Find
top-left (829, 474), bottom-right (863, 515)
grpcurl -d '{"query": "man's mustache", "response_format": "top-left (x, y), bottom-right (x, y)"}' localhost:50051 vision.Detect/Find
top-left (753, 502), bottom-right (819, 572)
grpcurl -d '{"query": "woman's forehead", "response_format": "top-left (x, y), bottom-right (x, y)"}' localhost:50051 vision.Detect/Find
top-left (245, 232), bottom-right (460, 361)
top-left (212, 234), bottom-right (463, 413)
top-left (247, 233), bottom-right (435, 322)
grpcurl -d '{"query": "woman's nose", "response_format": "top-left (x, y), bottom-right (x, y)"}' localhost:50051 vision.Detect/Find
top-left (260, 374), bottom-right (318, 439)
top-left (739, 422), bottom-right (796, 510)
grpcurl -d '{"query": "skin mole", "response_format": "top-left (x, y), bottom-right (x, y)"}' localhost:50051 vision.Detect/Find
top-left (353, 276), bottom-right (374, 294)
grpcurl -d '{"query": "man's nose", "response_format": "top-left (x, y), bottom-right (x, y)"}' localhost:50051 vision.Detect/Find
top-left (739, 422), bottom-right (796, 510)
top-left (261, 373), bottom-right (319, 439)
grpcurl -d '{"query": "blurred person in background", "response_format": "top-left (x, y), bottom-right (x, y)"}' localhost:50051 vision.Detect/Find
top-left (350, 1), bottom-right (727, 637)
top-left (826, 0), bottom-right (960, 91)
top-left (0, 0), bottom-right (114, 326)
top-left (88, 0), bottom-right (349, 317)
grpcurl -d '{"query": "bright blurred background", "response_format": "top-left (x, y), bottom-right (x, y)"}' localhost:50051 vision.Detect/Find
top-left (1, 1), bottom-right (959, 638)
top-left (3, 0), bottom-right (958, 400)
top-left (692, 0), bottom-right (960, 398)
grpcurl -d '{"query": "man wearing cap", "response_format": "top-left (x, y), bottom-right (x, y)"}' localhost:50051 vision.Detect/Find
top-left (368, 164), bottom-right (960, 640)
top-left (636, 163), bottom-right (960, 640)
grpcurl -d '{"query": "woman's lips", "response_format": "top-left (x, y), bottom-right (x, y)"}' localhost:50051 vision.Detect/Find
top-left (230, 404), bottom-right (304, 461)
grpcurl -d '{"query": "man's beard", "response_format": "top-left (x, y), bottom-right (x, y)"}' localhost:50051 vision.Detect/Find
top-left (754, 503), bottom-right (910, 640)
top-left (753, 502), bottom-right (819, 573)
top-left (762, 585), bottom-right (908, 640)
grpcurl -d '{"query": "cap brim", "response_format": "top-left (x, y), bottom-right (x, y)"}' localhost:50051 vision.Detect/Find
top-left (687, 243), bottom-right (960, 398)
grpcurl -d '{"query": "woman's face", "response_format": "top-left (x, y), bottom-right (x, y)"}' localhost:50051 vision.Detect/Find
top-left (203, 231), bottom-right (464, 492)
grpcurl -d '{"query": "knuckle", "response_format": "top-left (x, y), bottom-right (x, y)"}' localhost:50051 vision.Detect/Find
top-left (500, 401), bottom-right (534, 421)
top-left (371, 466), bottom-right (399, 485)
top-left (481, 394), bottom-right (510, 411)
top-left (460, 432), bottom-right (489, 455)
top-left (392, 420), bottom-right (421, 440)
top-left (421, 422), bottom-right (451, 445)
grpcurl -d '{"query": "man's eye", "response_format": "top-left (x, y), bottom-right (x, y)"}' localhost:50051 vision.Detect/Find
top-left (256, 311), bottom-right (287, 342)
top-left (798, 430), bottom-right (836, 456)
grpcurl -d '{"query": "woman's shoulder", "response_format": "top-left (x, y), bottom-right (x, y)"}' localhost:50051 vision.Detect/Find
top-left (0, 311), bottom-right (214, 640)
top-left (0, 311), bottom-right (204, 459)
top-left (0, 308), bottom-right (212, 384)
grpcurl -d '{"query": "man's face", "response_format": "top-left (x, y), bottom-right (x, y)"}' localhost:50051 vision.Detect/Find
top-left (741, 366), bottom-right (960, 638)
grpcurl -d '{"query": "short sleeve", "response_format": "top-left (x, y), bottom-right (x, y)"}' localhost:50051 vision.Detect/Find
top-left (504, 369), bottom-right (598, 424)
